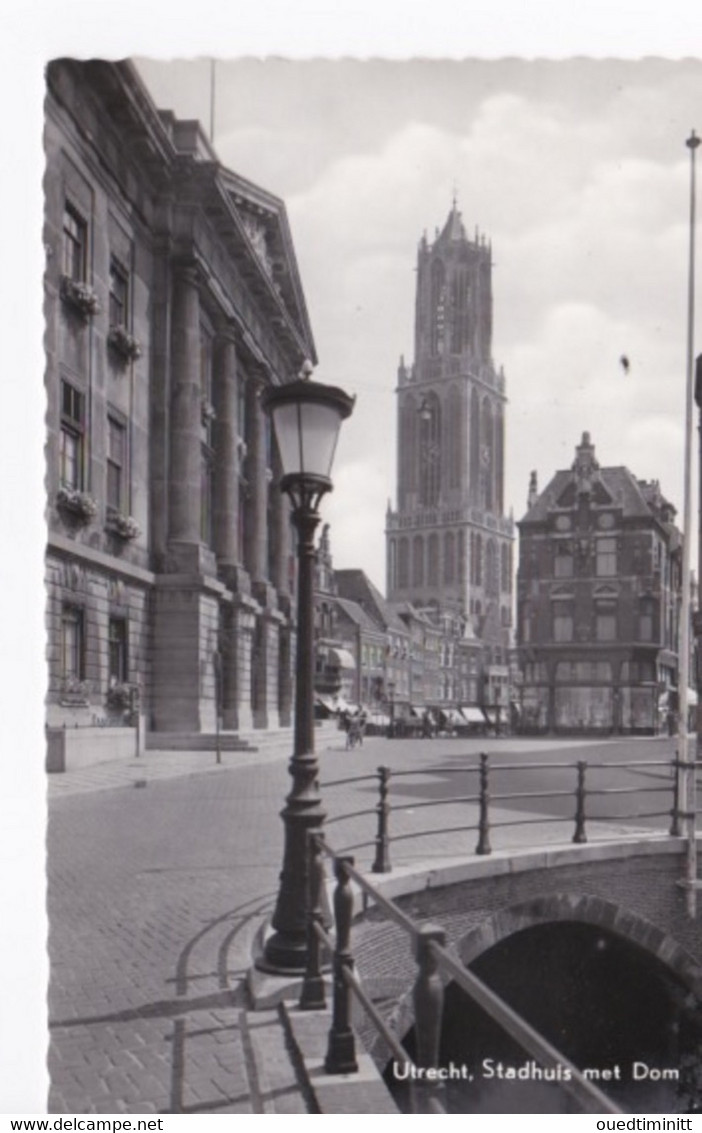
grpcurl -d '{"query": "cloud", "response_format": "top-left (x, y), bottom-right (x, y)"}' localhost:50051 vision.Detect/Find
top-left (137, 58), bottom-right (702, 584)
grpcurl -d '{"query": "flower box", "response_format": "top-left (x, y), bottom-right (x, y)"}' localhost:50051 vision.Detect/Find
top-left (60, 275), bottom-right (100, 319)
top-left (60, 677), bottom-right (91, 706)
top-left (107, 324), bottom-right (142, 363)
top-left (56, 486), bottom-right (98, 523)
top-left (105, 682), bottom-right (136, 713)
top-left (106, 512), bottom-right (140, 540)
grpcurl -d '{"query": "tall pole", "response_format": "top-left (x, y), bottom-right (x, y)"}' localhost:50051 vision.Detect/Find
top-left (260, 494), bottom-right (326, 972)
top-left (209, 59), bottom-right (216, 144)
top-left (682, 129), bottom-right (699, 917)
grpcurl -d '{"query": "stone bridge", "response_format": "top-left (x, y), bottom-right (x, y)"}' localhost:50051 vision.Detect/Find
top-left (271, 833), bottom-right (702, 1113)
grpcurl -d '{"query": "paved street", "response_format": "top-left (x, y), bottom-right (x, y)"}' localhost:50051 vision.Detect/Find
top-left (47, 731), bottom-right (677, 1114)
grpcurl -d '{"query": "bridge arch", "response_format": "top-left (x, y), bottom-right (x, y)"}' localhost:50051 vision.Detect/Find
top-left (373, 891), bottom-right (702, 1070)
top-left (456, 892), bottom-right (702, 995)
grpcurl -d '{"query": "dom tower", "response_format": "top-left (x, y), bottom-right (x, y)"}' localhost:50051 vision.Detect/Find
top-left (386, 203), bottom-right (514, 696)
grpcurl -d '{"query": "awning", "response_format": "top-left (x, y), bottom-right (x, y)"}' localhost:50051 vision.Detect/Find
top-left (369, 713), bottom-right (391, 726)
top-left (461, 707), bottom-right (485, 723)
top-left (329, 648), bottom-right (355, 670)
top-left (443, 708), bottom-right (464, 725)
top-left (315, 694), bottom-right (336, 711)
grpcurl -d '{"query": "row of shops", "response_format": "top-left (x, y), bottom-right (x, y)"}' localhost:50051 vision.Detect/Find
top-left (314, 694), bottom-right (512, 737)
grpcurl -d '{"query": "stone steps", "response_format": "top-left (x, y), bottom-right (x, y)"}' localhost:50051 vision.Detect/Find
top-left (145, 721), bottom-right (342, 757)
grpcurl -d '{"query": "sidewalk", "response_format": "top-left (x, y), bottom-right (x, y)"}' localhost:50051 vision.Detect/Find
top-left (46, 734), bottom-right (669, 1114)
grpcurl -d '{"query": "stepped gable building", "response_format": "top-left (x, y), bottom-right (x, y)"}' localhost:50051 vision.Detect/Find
top-left (516, 433), bottom-right (682, 735)
top-left (385, 202), bottom-right (514, 711)
top-left (45, 59), bottom-right (316, 763)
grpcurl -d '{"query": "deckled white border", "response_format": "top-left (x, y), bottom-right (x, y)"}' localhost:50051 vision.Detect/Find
top-left (1, 0), bottom-right (700, 1118)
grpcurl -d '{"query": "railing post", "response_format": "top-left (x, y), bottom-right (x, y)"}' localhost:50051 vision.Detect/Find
top-left (325, 856), bottom-right (358, 1074)
top-left (573, 760), bottom-right (587, 844)
top-left (372, 765), bottom-right (392, 874)
top-left (670, 753), bottom-right (683, 836)
top-left (412, 925), bottom-right (447, 1114)
top-left (475, 752), bottom-right (492, 855)
top-left (300, 832), bottom-right (326, 1010)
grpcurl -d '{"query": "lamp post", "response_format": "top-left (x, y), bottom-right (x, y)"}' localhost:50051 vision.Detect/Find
top-left (682, 129), bottom-right (700, 918)
top-left (387, 679), bottom-right (396, 739)
top-left (258, 366), bottom-right (354, 974)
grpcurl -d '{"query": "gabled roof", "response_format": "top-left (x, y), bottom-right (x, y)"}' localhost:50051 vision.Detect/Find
top-left (519, 434), bottom-right (678, 531)
top-left (332, 595), bottom-right (385, 636)
top-left (335, 569), bottom-right (406, 633)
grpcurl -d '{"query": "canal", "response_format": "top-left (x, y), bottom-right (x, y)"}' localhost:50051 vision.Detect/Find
top-left (385, 921), bottom-right (702, 1113)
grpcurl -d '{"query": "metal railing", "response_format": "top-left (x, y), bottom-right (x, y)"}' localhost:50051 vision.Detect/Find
top-left (299, 834), bottom-right (622, 1115)
top-left (321, 753), bottom-right (689, 871)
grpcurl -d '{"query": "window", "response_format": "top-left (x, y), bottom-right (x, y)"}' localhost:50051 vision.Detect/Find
top-left (62, 203), bottom-right (87, 281)
top-left (109, 258), bottom-right (129, 327)
top-left (398, 538), bottom-right (409, 589)
top-left (554, 544), bottom-right (573, 578)
top-left (106, 415), bottom-right (126, 512)
top-left (413, 536), bottom-right (424, 586)
top-left (443, 532), bottom-right (455, 584)
top-left (108, 617), bottom-right (128, 683)
top-left (639, 599), bottom-right (655, 642)
top-left (60, 380), bottom-right (85, 490)
top-left (553, 601), bottom-right (573, 642)
top-left (501, 544), bottom-right (510, 592)
top-left (61, 605), bottom-right (84, 680)
top-left (596, 603), bottom-right (617, 641)
top-left (596, 537), bottom-right (617, 577)
top-left (427, 534), bottom-right (439, 586)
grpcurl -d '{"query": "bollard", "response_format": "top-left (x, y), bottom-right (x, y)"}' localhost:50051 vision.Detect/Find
top-left (412, 925), bottom-right (447, 1114)
top-left (475, 752), bottom-right (492, 855)
top-left (300, 833), bottom-right (326, 1010)
top-left (372, 765), bottom-right (392, 873)
top-left (573, 760), bottom-right (587, 844)
top-left (670, 753), bottom-right (683, 836)
top-left (324, 856), bottom-right (358, 1074)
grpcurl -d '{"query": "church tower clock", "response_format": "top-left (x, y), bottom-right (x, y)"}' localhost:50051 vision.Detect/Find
top-left (386, 202), bottom-right (514, 675)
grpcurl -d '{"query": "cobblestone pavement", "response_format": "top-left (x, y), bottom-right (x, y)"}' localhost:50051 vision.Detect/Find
top-left (47, 733), bottom-right (672, 1113)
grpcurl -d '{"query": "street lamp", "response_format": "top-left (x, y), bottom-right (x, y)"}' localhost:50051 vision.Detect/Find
top-left (258, 366), bottom-right (355, 973)
top-left (387, 679), bottom-right (396, 739)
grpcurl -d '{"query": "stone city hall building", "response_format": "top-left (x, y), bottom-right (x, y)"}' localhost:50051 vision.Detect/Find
top-left (516, 433), bottom-right (682, 735)
top-left (44, 59), bottom-right (316, 764)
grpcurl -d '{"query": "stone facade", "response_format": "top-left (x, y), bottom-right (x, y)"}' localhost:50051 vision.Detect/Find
top-left (44, 59), bottom-right (316, 757)
top-left (385, 204), bottom-right (514, 714)
top-left (516, 433), bottom-right (682, 734)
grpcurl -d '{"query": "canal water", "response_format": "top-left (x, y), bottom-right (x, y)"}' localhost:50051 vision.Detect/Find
top-left (384, 922), bottom-right (702, 1113)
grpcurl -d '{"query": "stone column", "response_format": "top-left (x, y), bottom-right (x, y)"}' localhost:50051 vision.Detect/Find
top-left (270, 447), bottom-right (293, 727)
top-left (212, 331), bottom-right (240, 569)
top-left (271, 447), bottom-right (292, 603)
top-left (245, 376), bottom-right (268, 585)
top-left (168, 266), bottom-right (202, 553)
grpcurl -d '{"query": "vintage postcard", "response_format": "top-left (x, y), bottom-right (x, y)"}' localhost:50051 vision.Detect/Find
top-left (4, 4), bottom-right (702, 1122)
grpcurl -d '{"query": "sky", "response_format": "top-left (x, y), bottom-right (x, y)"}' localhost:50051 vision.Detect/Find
top-left (1, 0), bottom-right (702, 1115)
top-left (135, 56), bottom-right (702, 594)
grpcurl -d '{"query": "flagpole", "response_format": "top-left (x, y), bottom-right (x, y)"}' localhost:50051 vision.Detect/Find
top-left (209, 59), bottom-right (216, 144)
top-left (682, 129), bottom-right (699, 917)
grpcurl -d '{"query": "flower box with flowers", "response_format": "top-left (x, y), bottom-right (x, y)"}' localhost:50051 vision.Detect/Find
top-left (60, 275), bottom-right (101, 319)
top-left (60, 676), bottom-right (91, 707)
top-left (107, 324), bottom-right (142, 363)
top-left (105, 682), bottom-right (136, 714)
top-left (56, 486), bottom-right (98, 523)
top-left (106, 512), bottom-right (140, 540)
